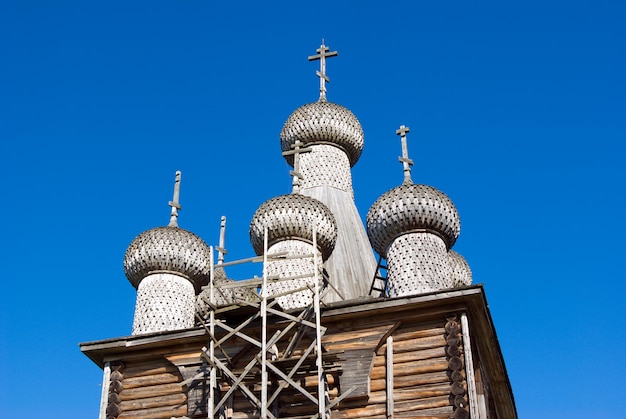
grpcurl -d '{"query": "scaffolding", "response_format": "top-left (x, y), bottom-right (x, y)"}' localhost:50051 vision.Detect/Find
top-left (188, 227), bottom-right (349, 419)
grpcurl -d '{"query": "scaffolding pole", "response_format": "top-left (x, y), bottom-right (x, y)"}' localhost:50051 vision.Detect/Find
top-left (196, 227), bottom-right (334, 419)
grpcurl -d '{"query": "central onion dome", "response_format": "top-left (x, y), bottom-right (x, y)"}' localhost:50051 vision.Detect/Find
top-left (124, 226), bottom-right (212, 291)
top-left (366, 183), bottom-right (460, 258)
top-left (280, 101), bottom-right (364, 167)
top-left (249, 193), bottom-right (337, 260)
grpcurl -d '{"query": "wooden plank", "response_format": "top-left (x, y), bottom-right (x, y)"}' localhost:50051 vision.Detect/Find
top-left (123, 363), bottom-right (179, 378)
top-left (393, 406), bottom-right (453, 419)
top-left (117, 404), bottom-right (187, 419)
top-left (386, 335), bottom-right (394, 419)
top-left (119, 383), bottom-right (182, 401)
top-left (371, 357), bottom-right (450, 380)
top-left (374, 347), bottom-right (446, 367)
top-left (384, 335), bottom-right (447, 354)
top-left (393, 395), bottom-right (451, 413)
top-left (119, 392), bottom-right (186, 411)
top-left (122, 372), bottom-right (180, 389)
top-left (335, 403), bottom-right (387, 418)
top-left (370, 371), bottom-right (452, 392)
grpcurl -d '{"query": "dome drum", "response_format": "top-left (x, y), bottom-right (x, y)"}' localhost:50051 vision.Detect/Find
top-left (386, 233), bottom-right (452, 297)
top-left (132, 273), bottom-right (197, 335)
top-left (263, 240), bottom-right (323, 310)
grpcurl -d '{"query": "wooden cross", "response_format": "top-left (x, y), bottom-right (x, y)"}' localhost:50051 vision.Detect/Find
top-left (282, 140), bottom-right (312, 193)
top-left (216, 216), bottom-right (228, 265)
top-left (308, 40), bottom-right (338, 102)
top-left (168, 171), bottom-right (182, 227)
top-left (396, 125), bottom-right (414, 184)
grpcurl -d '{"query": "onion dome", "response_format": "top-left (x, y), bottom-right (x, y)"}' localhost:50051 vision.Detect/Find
top-left (280, 101), bottom-right (364, 167)
top-left (449, 250), bottom-right (472, 287)
top-left (366, 183), bottom-right (460, 257)
top-left (249, 193), bottom-right (337, 260)
top-left (124, 225), bottom-right (212, 291)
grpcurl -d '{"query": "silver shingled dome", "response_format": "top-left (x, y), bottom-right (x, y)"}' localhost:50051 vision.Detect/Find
top-left (124, 226), bottom-right (211, 290)
top-left (280, 101), bottom-right (364, 167)
top-left (366, 184), bottom-right (460, 257)
top-left (449, 250), bottom-right (472, 287)
top-left (249, 194), bottom-right (337, 260)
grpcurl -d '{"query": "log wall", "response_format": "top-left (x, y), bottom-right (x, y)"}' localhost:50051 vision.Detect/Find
top-left (333, 314), bottom-right (468, 419)
top-left (104, 357), bottom-right (188, 419)
top-left (100, 311), bottom-right (473, 419)
top-left (84, 286), bottom-right (516, 419)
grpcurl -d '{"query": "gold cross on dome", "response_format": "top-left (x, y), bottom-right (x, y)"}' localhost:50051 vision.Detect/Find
top-left (396, 125), bottom-right (414, 184)
top-left (308, 40), bottom-right (338, 102)
top-left (168, 171), bottom-right (182, 227)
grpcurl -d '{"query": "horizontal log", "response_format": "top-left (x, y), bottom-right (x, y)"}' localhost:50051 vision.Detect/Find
top-left (383, 335), bottom-right (447, 354)
top-left (370, 371), bottom-right (451, 392)
top-left (454, 407), bottom-right (469, 419)
top-left (355, 383), bottom-right (452, 405)
top-left (393, 405), bottom-right (454, 418)
top-left (108, 393), bottom-right (121, 404)
top-left (278, 403), bottom-right (319, 416)
top-left (106, 403), bottom-right (121, 417)
top-left (231, 411), bottom-right (260, 419)
top-left (123, 363), bottom-right (179, 379)
top-left (371, 357), bottom-right (449, 380)
top-left (277, 387), bottom-right (339, 404)
top-left (122, 372), bottom-right (180, 389)
top-left (333, 414), bottom-right (385, 419)
top-left (119, 383), bottom-right (182, 401)
top-left (117, 404), bottom-right (187, 419)
top-left (323, 325), bottom-right (395, 345)
top-left (110, 380), bottom-right (123, 393)
top-left (166, 351), bottom-right (202, 364)
top-left (394, 395), bottom-right (451, 413)
top-left (373, 347), bottom-right (446, 367)
top-left (395, 383), bottom-right (453, 401)
top-left (119, 392), bottom-right (186, 411)
top-left (302, 374), bottom-right (336, 387)
top-left (385, 326), bottom-right (445, 343)
top-left (334, 403), bottom-right (386, 418)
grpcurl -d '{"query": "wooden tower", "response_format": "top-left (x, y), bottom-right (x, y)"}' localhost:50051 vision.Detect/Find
top-left (81, 42), bottom-right (516, 419)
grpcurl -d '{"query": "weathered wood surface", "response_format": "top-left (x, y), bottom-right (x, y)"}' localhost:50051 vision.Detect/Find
top-left (333, 315), bottom-right (458, 419)
top-left (119, 383), bottom-right (181, 401)
top-left (114, 357), bottom-right (187, 419)
top-left (374, 347), bottom-right (446, 366)
top-left (119, 393), bottom-right (186, 411)
top-left (122, 363), bottom-right (179, 378)
top-left (371, 357), bottom-right (450, 380)
top-left (117, 404), bottom-right (187, 419)
top-left (100, 311), bottom-right (465, 419)
top-left (323, 322), bottom-right (397, 400)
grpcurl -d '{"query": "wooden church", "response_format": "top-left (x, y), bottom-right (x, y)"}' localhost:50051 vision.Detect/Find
top-left (80, 42), bottom-right (516, 419)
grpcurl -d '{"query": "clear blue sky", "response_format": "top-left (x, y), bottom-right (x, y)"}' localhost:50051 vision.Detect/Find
top-left (1, 1), bottom-right (624, 418)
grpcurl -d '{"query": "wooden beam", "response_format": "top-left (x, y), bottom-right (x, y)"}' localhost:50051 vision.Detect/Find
top-left (386, 336), bottom-right (394, 419)
top-left (461, 312), bottom-right (480, 419)
top-left (98, 362), bottom-right (111, 419)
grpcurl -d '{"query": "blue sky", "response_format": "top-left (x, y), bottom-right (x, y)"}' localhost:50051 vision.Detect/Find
top-left (1, 1), bottom-right (625, 418)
